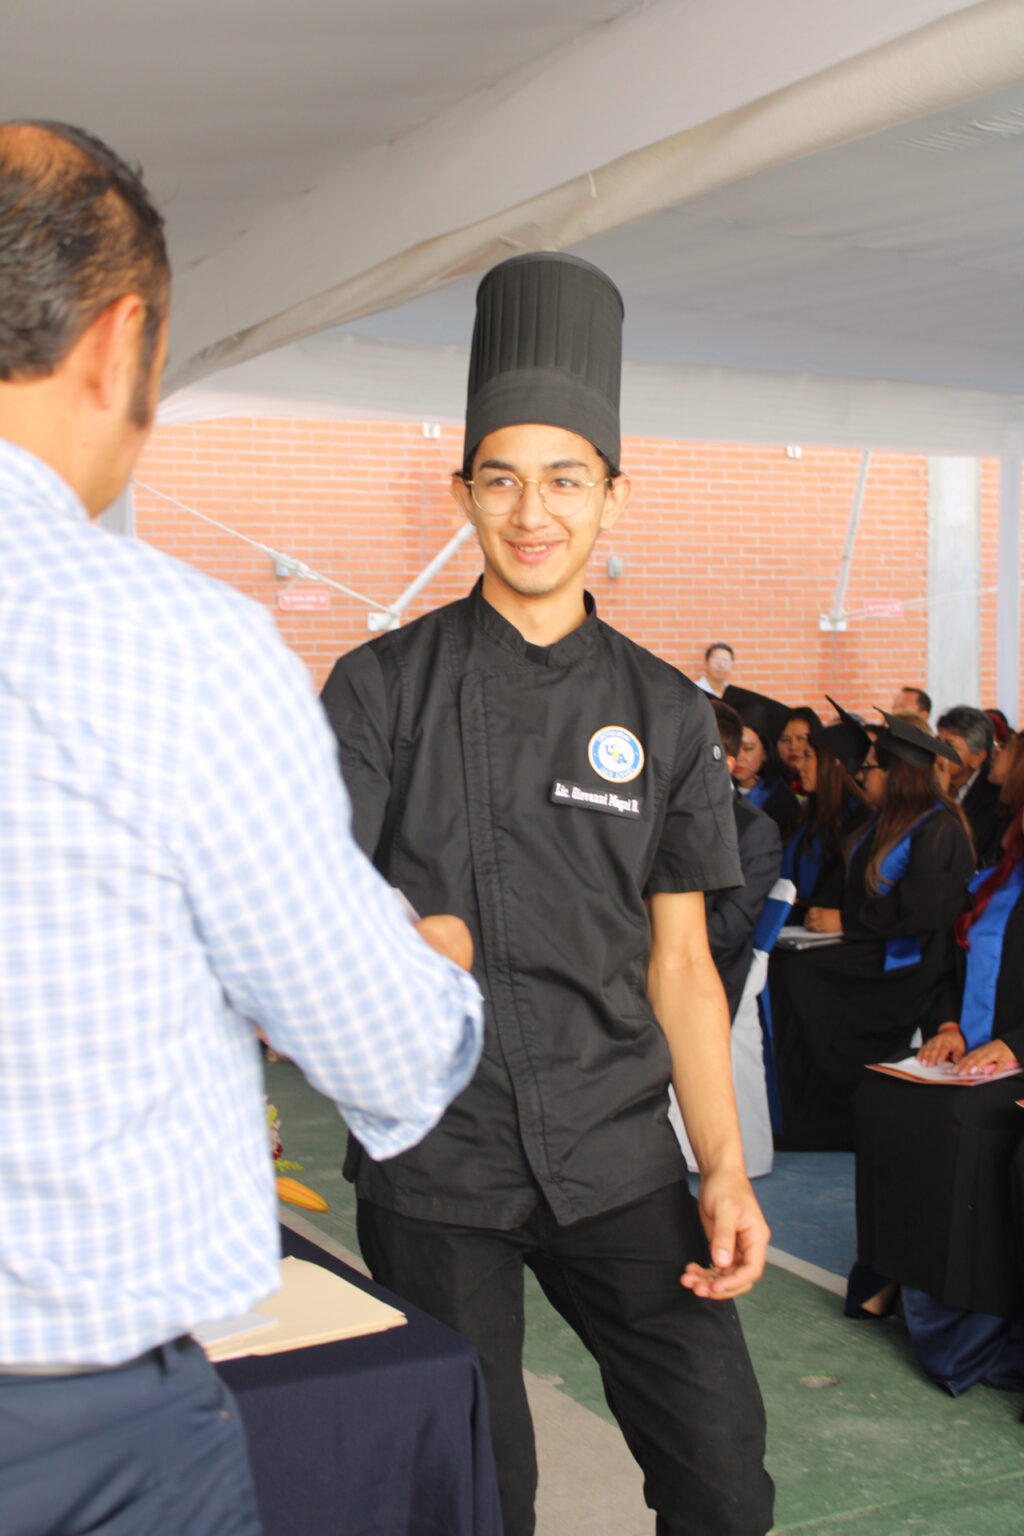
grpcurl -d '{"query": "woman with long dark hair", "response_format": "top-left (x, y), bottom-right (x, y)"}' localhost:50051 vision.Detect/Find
top-left (781, 701), bottom-right (871, 920)
top-left (847, 734), bottom-right (1024, 1395)
top-left (769, 713), bottom-right (974, 1149)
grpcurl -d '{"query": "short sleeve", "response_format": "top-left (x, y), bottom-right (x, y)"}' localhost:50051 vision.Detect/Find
top-left (645, 685), bottom-right (743, 896)
top-left (320, 642), bottom-right (395, 860)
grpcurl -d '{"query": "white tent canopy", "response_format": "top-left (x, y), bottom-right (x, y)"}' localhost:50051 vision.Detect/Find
top-left (3, 0), bottom-right (1021, 706)
top-left (140, 0), bottom-right (1024, 457)
top-left (3, 0), bottom-right (1022, 441)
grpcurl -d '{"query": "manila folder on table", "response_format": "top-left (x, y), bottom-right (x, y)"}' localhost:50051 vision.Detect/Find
top-left (202, 1257), bottom-right (406, 1362)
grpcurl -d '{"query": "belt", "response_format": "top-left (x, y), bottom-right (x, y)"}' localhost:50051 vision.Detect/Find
top-left (0, 1336), bottom-right (193, 1378)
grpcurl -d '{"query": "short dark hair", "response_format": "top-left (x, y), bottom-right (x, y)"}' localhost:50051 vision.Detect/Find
top-left (936, 705), bottom-right (994, 758)
top-left (0, 121), bottom-right (168, 410)
top-left (459, 442), bottom-right (618, 483)
top-left (901, 686), bottom-right (932, 716)
top-left (710, 698), bottom-right (742, 760)
top-left (781, 706), bottom-right (822, 738)
top-left (704, 642), bottom-right (734, 664)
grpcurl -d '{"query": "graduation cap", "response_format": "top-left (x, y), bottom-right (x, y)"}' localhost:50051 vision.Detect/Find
top-left (463, 252), bottom-right (624, 474)
top-left (810, 696), bottom-right (871, 777)
top-left (722, 685), bottom-right (791, 751)
top-left (873, 708), bottom-right (962, 768)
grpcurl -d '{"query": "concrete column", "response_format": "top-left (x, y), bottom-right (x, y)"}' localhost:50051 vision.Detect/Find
top-left (97, 485), bottom-right (135, 536)
top-left (997, 457), bottom-right (1021, 724)
top-left (927, 457), bottom-right (981, 717)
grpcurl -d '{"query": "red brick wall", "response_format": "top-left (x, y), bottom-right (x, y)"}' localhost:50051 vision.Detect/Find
top-left (133, 418), bottom-right (1017, 723)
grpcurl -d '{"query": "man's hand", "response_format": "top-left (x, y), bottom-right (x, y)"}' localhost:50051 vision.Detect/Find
top-left (917, 1026), bottom-right (965, 1066)
top-left (680, 1166), bottom-right (770, 1301)
top-left (415, 914), bottom-right (474, 972)
top-left (806, 906), bottom-right (842, 934)
top-left (957, 1038), bottom-right (1019, 1077)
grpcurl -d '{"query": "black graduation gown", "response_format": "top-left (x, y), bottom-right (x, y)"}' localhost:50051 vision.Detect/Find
top-left (782, 800), bottom-right (872, 925)
top-left (705, 792), bottom-right (781, 1021)
top-left (962, 767), bottom-right (1003, 870)
top-left (769, 807), bottom-right (973, 1150)
top-left (746, 777), bottom-right (800, 840)
top-left (853, 886), bottom-right (1024, 1317)
top-left (320, 581), bottom-right (742, 1229)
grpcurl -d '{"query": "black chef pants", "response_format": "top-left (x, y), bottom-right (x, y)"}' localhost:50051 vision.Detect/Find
top-left (358, 1181), bottom-right (773, 1536)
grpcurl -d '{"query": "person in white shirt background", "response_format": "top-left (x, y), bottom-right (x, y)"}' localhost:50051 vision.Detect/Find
top-left (695, 641), bottom-right (735, 697)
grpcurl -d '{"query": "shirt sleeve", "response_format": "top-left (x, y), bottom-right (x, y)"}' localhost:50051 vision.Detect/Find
top-left (177, 608), bottom-right (483, 1161)
top-left (320, 642), bottom-right (395, 860)
top-left (645, 685), bottom-right (743, 896)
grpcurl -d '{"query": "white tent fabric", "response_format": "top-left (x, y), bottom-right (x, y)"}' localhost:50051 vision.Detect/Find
top-left (158, 328), bottom-right (1024, 461)
top-left (4, 0), bottom-right (1018, 710)
top-left (3, 0), bottom-right (1024, 445)
top-left (163, 0), bottom-right (1024, 397)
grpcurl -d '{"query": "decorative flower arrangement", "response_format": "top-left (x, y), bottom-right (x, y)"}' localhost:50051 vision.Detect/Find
top-left (266, 1098), bottom-right (329, 1213)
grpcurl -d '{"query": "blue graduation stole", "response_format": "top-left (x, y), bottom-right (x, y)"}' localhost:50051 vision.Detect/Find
top-left (781, 828), bottom-right (823, 902)
top-left (849, 805), bottom-right (942, 972)
top-left (747, 779), bottom-right (772, 810)
top-left (959, 863), bottom-right (1024, 1049)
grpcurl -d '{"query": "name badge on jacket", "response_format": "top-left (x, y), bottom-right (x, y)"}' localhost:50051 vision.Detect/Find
top-left (551, 780), bottom-right (642, 818)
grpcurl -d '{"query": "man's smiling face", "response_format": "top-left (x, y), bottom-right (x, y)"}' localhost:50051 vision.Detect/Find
top-left (453, 422), bottom-right (628, 607)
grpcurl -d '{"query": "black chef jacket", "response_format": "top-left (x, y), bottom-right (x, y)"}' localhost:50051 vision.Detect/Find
top-left (321, 581), bottom-right (742, 1228)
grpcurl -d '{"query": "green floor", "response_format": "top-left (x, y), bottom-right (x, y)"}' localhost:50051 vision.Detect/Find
top-left (266, 1057), bottom-right (1024, 1535)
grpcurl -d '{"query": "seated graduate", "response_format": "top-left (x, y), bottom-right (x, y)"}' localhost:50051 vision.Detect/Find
top-left (982, 724), bottom-right (1024, 875)
top-left (845, 744), bottom-right (1024, 1396)
top-left (724, 685), bottom-right (801, 838)
top-left (769, 712), bottom-right (974, 1150)
top-left (780, 697), bottom-right (872, 922)
top-left (916, 729), bottom-right (1024, 1077)
top-left (937, 705), bottom-right (1002, 869)
top-left (705, 699), bottom-right (782, 1021)
top-left (776, 706), bottom-right (823, 796)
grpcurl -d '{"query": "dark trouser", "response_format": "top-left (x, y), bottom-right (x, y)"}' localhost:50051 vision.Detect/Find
top-left (0, 1336), bottom-right (262, 1536)
top-left (358, 1182), bottom-right (774, 1536)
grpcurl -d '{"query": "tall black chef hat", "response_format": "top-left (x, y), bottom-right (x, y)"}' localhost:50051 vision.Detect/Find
top-left (873, 708), bottom-right (962, 769)
top-left (810, 696), bottom-right (871, 777)
top-left (462, 252), bottom-right (624, 476)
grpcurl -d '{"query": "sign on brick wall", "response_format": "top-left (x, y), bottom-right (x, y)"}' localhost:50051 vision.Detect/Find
top-left (277, 587), bottom-right (331, 611)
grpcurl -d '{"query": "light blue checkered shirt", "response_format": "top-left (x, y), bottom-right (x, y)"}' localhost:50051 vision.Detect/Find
top-left (0, 439), bottom-right (482, 1367)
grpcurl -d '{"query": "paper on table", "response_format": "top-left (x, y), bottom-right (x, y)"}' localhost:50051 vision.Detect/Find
top-left (200, 1258), bottom-right (406, 1362)
top-left (868, 1055), bottom-right (1023, 1086)
top-left (192, 1311), bottom-right (275, 1348)
top-left (775, 925), bottom-right (843, 950)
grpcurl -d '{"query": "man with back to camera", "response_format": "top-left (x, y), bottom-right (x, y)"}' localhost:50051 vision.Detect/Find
top-left (695, 640), bottom-right (735, 697)
top-left (321, 252), bottom-right (774, 1536)
top-left (0, 121), bottom-right (484, 1536)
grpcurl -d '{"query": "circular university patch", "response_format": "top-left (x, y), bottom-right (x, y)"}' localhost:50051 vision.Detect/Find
top-left (587, 725), bottom-right (645, 784)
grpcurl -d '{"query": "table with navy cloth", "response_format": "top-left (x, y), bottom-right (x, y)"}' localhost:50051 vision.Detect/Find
top-left (216, 1226), bottom-right (503, 1536)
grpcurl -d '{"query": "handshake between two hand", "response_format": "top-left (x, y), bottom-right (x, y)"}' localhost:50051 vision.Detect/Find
top-left (415, 914), bottom-right (474, 973)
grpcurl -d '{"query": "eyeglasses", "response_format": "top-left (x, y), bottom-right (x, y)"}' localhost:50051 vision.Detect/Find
top-left (464, 469), bottom-right (609, 518)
